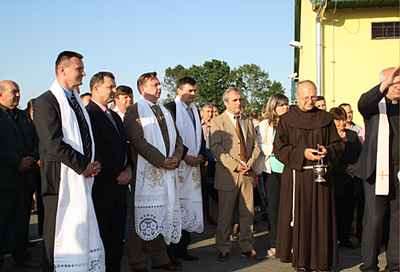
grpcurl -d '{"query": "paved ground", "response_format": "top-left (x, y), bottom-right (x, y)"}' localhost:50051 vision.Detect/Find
top-left (2, 213), bottom-right (388, 272)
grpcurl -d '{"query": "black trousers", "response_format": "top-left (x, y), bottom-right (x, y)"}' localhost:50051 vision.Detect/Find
top-left (0, 181), bottom-right (32, 268)
top-left (92, 193), bottom-right (126, 272)
top-left (360, 165), bottom-right (399, 272)
top-left (264, 172), bottom-right (282, 248)
top-left (168, 230), bottom-right (191, 257)
top-left (335, 183), bottom-right (357, 244)
top-left (42, 194), bottom-right (58, 272)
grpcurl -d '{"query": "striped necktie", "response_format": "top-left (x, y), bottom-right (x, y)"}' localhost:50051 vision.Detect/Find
top-left (71, 94), bottom-right (92, 160)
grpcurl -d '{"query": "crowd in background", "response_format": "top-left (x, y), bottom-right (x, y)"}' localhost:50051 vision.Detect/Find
top-left (0, 50), bottom-right (398, 272)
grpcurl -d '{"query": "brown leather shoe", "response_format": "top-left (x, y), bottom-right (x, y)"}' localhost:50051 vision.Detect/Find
top-left (241, 250), bottom-right (262, 260)
top-left (218, 252), bottom-right (229, 262)
top-left (133, 268), bottom-right (148, 272)
top-left (151, 262), bottom-right (183, 270)
top-left (13, 259), bottom-right (42, 268)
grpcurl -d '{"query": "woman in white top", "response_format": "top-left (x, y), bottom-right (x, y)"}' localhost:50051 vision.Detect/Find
top-left (257, 93), bottom-right (289, 257)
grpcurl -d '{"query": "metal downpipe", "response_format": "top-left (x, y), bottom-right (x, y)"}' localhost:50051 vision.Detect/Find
top-left (316, 0), bottom-right (327, 96)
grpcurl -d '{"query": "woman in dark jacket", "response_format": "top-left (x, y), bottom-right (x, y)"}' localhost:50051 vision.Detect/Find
top-left (330, 107), bottom-right (362, 248)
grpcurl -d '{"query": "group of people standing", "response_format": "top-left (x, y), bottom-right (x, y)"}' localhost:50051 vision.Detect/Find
top-left (0, 49), bottom-right (398, 272)
top-left (254, 68), bottom-right (399, 272)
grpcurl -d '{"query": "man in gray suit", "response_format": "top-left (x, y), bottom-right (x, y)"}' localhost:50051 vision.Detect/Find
top-left (210, 87), bottom-right (261, 262)
top-left (0, 80), bottom-right (41, 271)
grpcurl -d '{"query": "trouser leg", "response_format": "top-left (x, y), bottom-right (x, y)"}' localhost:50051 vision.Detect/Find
top-left (42, 195), bottom-right (58, 272)
top-left (237, 180), bottom-right (255, 253)
top-left (216, 187), bottom-right (239, 253)
top-left (360, 176), bottom-right (387, 272)
top-left (265, 172), bottom-right (281, 248)
top-left (385, 165), bottom-right (399, 272)
top-left (9, 182), bottom-right (31, 263)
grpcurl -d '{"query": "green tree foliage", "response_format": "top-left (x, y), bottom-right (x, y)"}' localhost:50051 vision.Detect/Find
top-left (232, 64), bottom-right (272, 115)
top-left (189, 60), bottom-right (232, 111)
top-left (162, 60), bottom-right (285, 115)
top-left (161, 65), bottom-right (189, 103)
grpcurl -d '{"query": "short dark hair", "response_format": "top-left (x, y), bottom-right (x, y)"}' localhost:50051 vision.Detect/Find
top-left (201, 102), bottom-right (214, 111)
top-left (116, 85), bottom-right (133, 98)
top-left (250, 112), bottom-right (259, 120)
top-left (316, 96), bottom-right (325, 102)
top-left (329, 107), bottom-right (347, 120)
top-left (338, 103), bottom-right (350, 108)
top-left (80, 92), bottom-right (92, 98)
top-left (177, 77), bottom-right (197, 90)
top-left (90, 72), bottom-right (115, 92)
top-left (137, 72), bottom-right (157, 92)
top-left (55, 51), bottom-right (83, 74)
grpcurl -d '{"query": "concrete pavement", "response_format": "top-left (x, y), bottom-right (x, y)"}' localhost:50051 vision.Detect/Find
top-left (1, 213), bottom-right (388, 271)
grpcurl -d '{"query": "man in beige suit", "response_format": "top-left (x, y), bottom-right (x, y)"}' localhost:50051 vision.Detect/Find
top-left (124, 72), bottom-right (184, 272)
top-left (210, 87), bottom-right (261, 262)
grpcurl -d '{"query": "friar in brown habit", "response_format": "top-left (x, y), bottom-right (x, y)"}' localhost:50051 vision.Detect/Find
top-left (273, 80), bottom-right (345, 272)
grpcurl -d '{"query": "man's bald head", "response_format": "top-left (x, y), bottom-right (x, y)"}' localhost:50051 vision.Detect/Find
top-left (379, 67), bottom-right (395, 83)
top-left (0, 80), bottom-right (20, 109)
top-left (380, 67), bottom-right (400, 102)
top-left (295, 80), bottom-right (317, 112)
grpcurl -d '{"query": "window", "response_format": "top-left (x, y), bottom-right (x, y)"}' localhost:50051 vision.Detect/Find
top-left (372, 22), bottom-right (399, 39)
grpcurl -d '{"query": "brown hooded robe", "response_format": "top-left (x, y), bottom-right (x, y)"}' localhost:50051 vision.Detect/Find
top-left (273, 106), bottom-right (345, 270)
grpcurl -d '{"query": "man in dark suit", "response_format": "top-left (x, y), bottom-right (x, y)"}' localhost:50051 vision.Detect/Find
top-left (34, 51), bottom-right (102, 272)
top-left (209, 87), bottom-right (261, 262)
top-left (0, 80), bottom-right (41, 271)
top-left (164, 77), bottom-right (205, 263)
top-left (86, 71), bottom-right (133, 272)
top-left (355, 66), bottom-right (399, 272)
top-left (124, 72), bottom-right (184, 272)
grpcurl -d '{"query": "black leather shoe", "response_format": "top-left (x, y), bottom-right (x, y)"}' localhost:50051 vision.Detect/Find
top-left (341, 241), bottom-right (359, 249)
top-left (169, 256), bottom-right (181, 265)
top-left (175, 253), bottom-right (199, 261)
top-left (152, 262), bottom-right (183, 270)
top-left (218, 252), bottom-right (229, 262)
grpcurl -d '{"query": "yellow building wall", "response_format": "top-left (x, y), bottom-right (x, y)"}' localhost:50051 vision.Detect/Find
top-left (298, 1), bottom-right (399, 126)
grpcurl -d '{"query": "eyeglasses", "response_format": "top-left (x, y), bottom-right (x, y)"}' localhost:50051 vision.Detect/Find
top-left (297, 94), bottom-right (317, 103)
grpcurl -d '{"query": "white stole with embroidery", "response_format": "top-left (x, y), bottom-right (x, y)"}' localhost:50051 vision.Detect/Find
top-left (174, 97), bottom-right (204, 233)
top-left (375, 97), bottom-right (390, 195)
top-left (135, 97), bottom-right (181, 244)
top-left (50, 80), bottom-right (105, 272)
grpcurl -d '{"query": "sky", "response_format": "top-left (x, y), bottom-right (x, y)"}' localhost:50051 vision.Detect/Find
top-left (0, 0), bottom-right (295, 109)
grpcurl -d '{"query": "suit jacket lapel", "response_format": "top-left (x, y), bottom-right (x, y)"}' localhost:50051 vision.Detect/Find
top-left (221, 112), bottom-right (238, 140)
top-left (90, 102), bottom-right (124, 143)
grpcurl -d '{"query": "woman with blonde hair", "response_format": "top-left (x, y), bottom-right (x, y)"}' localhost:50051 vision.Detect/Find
top-left (257, 93), bottom-right (289, 257)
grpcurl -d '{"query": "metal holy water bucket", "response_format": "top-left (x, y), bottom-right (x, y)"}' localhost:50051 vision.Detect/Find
top-left (312, 164), bottom-right (328, 182)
